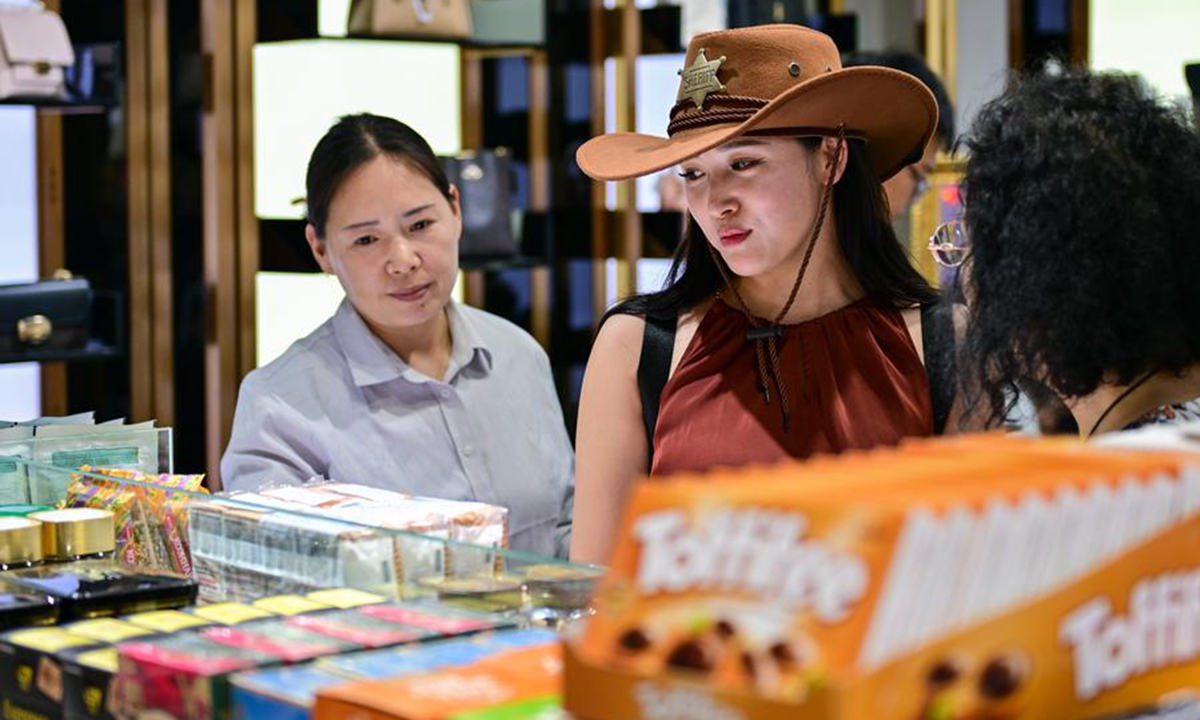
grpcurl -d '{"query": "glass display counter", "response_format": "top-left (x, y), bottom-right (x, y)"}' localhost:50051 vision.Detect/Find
top-left (4, 457), bottom-right (600, 628)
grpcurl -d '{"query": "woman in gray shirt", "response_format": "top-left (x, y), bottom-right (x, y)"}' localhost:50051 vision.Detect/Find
top-left (222, 114), bottom-right (574, 558)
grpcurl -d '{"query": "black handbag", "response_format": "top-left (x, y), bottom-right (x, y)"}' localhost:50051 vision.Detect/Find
top-left (0, 274), bottom-right (92, 354)
top-left (441, 149), bottom-right (518, 261)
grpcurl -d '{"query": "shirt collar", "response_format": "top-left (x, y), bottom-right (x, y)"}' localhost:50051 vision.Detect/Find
top-left (333, 299), bottom-right (493, 388)
top-left (445, 300), bottom-right (494, 376)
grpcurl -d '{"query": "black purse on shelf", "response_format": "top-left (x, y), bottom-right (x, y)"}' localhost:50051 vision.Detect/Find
top-left (441, 149), bottom-right (518, 262)
top-left (0, 274), bottom-right (92, 354)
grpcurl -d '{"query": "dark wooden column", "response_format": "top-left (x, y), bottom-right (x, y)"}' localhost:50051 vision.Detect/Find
top-left (201, 0), bottom-right (257, 487)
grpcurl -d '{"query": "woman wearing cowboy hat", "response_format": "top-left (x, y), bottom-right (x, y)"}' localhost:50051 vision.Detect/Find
top-left (570, 25), bottom-right (949, 563)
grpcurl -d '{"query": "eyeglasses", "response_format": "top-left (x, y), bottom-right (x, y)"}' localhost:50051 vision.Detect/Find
top-left (927, 220), bottom-right (969, 268)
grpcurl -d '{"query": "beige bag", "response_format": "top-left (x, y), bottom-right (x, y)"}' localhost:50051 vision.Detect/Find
top-left (0, 4), bottom-right (74, 100)
top-left (348, 0), bottom-right (472, 39)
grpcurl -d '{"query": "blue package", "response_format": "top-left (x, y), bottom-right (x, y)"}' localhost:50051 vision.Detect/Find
top-left (477, 628), bottom-right (558, 651)
top-left (319, 628), bottom-right (560, 680)
top-left (319, 639), bottom-right (491, 679)
top-left (229, 664), bottom-right (350, 720)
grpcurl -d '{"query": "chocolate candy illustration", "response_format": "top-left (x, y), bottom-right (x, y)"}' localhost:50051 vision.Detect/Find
top-left (618, 627), bottom-right (652, 652)
top-left (714, 619), bottom-right (737, 640)
top-left (666, 639), bottom-right (715, 672)
top-left (927, 657), bottom-right (963, 687)
top-left (979, 653), bottom-right (1027, 699)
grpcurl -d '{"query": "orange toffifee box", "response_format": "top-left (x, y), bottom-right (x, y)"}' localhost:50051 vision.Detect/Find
top-left (565, 438), bottom-right (1200, 720)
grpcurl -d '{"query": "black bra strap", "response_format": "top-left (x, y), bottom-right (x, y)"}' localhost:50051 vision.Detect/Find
top-left (921, 302), bottom-right (956, 436)
top-left (637, 312), bottom-right (678, 469)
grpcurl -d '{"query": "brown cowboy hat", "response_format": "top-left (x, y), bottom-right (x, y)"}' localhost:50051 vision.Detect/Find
top-left (576, 24), bottom-right (938, 182)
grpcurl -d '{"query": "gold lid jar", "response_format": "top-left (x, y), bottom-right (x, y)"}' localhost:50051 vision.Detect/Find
top-left (27, 508), bottom-right (115, 561)
top-left (0, 517), bottom-right (43, 569)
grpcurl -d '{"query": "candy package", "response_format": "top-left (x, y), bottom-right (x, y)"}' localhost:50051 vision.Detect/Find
top-left (202, 621), bottom-right (361, 663)
top-left (65, 465), bottom-right (206, 575)
top-left (564, 435), bottom-right (1200, 720)
top-left (116, 630), bottom-right (282, 720)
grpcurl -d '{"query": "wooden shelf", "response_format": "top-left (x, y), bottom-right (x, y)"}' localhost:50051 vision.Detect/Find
top-left (0, 289), bottom-right (127, 366)
top-left (0, 96), bottom-right (115, 114)
top-left (0, 340), bottom-right (122, 366)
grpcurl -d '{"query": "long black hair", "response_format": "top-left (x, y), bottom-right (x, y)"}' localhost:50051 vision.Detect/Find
top-left (608, 137), bottom-right (938, 322)
top-left (305, 113), bottom-right (453, 238)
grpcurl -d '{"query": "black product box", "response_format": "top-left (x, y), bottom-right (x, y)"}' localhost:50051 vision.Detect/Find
top-left (57, 618), bottom-right (160, 720)
top-left (0, 627), bottom-right (101, 720)
top-left (60, 645), bottom-right (120, 720)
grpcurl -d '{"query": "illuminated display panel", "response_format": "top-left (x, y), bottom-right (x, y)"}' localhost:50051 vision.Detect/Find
top-left (254, 39), bottom-right (462, 220)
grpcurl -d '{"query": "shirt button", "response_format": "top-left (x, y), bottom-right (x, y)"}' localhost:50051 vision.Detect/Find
top-left (462, 445), bottom-right (474, 457)
top-left (439, 388), bottom-right (451, 399)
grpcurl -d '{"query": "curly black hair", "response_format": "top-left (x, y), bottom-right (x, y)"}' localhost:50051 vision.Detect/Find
top-left (959, 69), bottom-right (1200, 426)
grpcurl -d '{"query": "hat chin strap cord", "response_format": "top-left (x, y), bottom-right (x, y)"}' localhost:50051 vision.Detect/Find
top-left (708, 123), bottom-right (846, 434)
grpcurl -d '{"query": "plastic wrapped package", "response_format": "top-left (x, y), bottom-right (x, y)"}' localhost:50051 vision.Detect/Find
top-left (0, 426), bottom-right (33, 504)
top-left (325, 503), bottom-right (450, 591)
top-left (255, 482), bottom-right (413, 510)
top-left (29, 422), bottom-right (160, 506)
top-left (188, 497), bottom-right (395, 603)
top-left (401, 497), bottom-right (508, 577)
top-left (191, 483), bottom-right (511, 602)
top-left (252, 483), bottom-right (509, 576)
top-left (65, 466), bottom-right (206, 575)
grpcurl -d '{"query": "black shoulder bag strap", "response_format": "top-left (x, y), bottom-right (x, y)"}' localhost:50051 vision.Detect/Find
top-left (637, 312), bottom-right (678, 469)
top-left (921, 302), bottom-right (956, 436)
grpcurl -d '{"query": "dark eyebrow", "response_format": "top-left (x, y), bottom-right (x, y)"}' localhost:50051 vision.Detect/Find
top-left (402, 203), bottom-right (434, 218)
top-left (340, 203), bottom-right (434, 232)
top-left (341, 219), bottom-right (379, 232)
top-left (720, 138), bottom-right (768, 150)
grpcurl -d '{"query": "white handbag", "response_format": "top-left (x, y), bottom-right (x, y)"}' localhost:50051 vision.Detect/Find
top-left (0, 4), bottom-right (74, 100)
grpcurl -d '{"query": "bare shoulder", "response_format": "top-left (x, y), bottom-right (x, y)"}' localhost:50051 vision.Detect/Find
top-left (593, 313), bottom-right (645, 369)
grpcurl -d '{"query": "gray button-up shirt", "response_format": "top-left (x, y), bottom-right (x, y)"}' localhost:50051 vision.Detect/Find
top-left (221, 299), bottom-right (574, 557)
